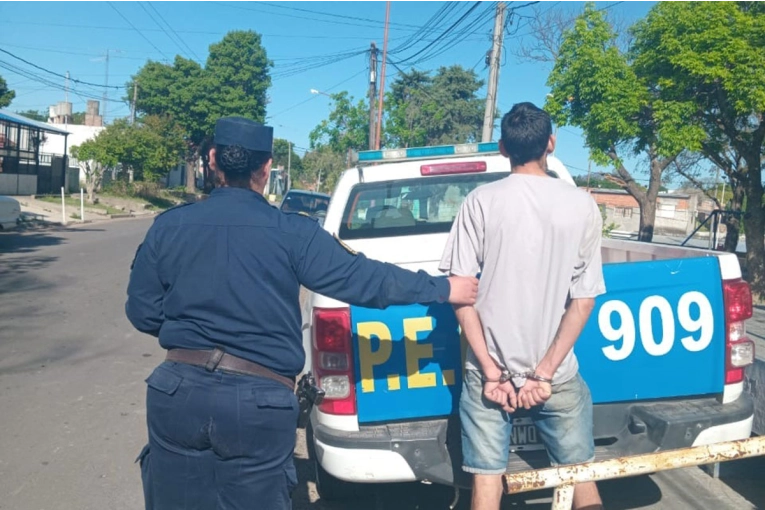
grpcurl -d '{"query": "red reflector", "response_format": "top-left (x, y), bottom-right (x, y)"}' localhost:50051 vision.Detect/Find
top-left (725, 367), bottom-right (744, 384)
top-left (313, 308), bottom-right (351, 352)
top-left (319, 389), bottom-right (357, 415)
top-left (421, 161), bottom-right (487, 176)
top-left (723, 279), bottom-right (753, 323)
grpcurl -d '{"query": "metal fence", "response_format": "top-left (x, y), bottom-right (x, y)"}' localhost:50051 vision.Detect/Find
top-left (503, 436), bottom-right (765, 510)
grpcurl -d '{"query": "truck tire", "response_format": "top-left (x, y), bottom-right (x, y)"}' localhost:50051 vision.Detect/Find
top-left (306, 423), bottom-right (359, 501)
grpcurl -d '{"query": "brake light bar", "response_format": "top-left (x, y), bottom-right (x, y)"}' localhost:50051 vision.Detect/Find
top-left (355, 141), bottom-right (500, 164)
top-left (421, 161), bottom-right (487, 176)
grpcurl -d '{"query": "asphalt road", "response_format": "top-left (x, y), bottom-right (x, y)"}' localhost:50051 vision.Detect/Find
top-left (0, 218), bottom-right (762, 510)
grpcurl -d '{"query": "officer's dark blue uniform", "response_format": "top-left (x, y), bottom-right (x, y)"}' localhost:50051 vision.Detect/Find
top-left (126, 117), bottom-right (452, 510)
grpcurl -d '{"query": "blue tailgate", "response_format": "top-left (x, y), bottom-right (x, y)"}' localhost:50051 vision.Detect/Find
top-left (350, 256), bottom-right (726, 424)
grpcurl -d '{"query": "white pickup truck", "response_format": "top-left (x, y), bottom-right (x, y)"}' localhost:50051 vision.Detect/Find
top-left (298, 142), bottom-right (755, 500)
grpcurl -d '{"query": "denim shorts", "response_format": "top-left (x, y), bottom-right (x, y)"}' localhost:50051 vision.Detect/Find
top-left (460, 369), bottom-right (595, 475)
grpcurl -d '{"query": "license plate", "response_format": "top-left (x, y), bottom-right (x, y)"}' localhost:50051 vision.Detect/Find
top-left (509, 417), bottom-right (545, 452)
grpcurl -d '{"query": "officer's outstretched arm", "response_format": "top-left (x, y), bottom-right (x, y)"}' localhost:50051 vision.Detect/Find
top-left (295, 224), bottom-right (451, 309)
top-left (126, 232), bottom-right (165, 336)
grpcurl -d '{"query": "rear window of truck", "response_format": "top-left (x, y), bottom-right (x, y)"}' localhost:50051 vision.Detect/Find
top-left (339, 172), bottom-right (509, 240)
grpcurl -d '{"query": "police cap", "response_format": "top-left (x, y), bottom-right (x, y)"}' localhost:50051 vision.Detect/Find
top-left (215, 117), bottom-right (274, 152)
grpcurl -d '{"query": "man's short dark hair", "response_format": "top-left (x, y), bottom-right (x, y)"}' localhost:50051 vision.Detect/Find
top-left (500, 102), bottom-right (553, 166)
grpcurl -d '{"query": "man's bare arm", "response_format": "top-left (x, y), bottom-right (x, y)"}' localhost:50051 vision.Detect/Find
top-left (516, 297), bottom-right (595, 409)
top-left (453, 305), bottom-right (497, 377)
top-left (535, 297), bottom-right (596, 380)
top-left (453, 305), bottom-right (517, 411)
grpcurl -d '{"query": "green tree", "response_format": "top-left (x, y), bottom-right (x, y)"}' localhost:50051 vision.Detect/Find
top-left (71, 111), bottom-right (86, 125)
top-left (545, 3), bottom-right (698, 242)
top-left (0, 75), bottom-right (14, 108)
top-left (71, 138), bottom-right (114, 203)
top-left (72, 116), bottom-right (185, 201)
top-left (632, 2), bottom-right (765, 294)
top-left (302, 147), bottom-right (346, 193)
top-left (272, 138), bottom-right (303, 189)
top-left (309, 91), bottom-right (368, 154)
top-left (130, 30), bottom-right (272, 193)
top-left (16, 109), bottom-right (47, 122)
top-left (384, 65), bottom-right (484, 148)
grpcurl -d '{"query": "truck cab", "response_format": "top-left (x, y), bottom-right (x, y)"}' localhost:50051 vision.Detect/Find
top-left (299, 142), bottom-right (755, 499)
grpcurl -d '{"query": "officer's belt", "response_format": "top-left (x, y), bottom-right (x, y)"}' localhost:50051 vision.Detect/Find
top-left (166, 348), bottom-right (295, 391)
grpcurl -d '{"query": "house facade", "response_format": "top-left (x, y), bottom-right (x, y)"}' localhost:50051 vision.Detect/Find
top-left (586, 188), bottom-right (701, 236)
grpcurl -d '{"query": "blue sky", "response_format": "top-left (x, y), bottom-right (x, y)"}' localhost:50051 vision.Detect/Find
top-left (0, 1), bottom-right (657, 181)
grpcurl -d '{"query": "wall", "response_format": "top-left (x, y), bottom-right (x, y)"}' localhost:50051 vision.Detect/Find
top-left (0, 173), bottom-right (36, 195)
top-left (592, 190), bottom-right (697, 236)
top-left (39, 124), bottom-right (105, 185)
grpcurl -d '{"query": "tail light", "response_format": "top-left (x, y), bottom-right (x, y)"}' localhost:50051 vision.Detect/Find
top-left (723, 279), bottom-right (755, 384)
top-left (312, 308), bottom-right (356, 415)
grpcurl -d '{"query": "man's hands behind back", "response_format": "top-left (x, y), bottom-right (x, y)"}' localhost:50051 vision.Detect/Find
top-left (447, 276), bottom-right (479, 305)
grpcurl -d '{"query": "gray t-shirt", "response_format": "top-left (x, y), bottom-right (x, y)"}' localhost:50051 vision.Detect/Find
top-left (439, 173), bottom-right (606, 385)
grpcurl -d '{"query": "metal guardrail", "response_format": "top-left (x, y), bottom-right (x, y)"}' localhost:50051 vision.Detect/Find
top-left (502, 436), bottom-right (765, 509)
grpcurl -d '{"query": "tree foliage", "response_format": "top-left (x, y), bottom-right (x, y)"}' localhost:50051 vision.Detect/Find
top-left (302, 147), bottom-right (347, 194)
top-left (385, 65), bottom-right (484, 147)
top-left (545, 3), bottom-right (698, 242)
top-left (71, 116), bottom-right (185, 202)
top-left (632, 1), bottom-right (765, 294)
top-left (308, 91), bottom-right (368, 154)
top-left (130, 30), bottom-right (272, 192)
top-left (16, 110), bottom-right (47, 122)
top-left (0, 74), bottom-right (14, 108)
top-left (272, 138), bottom-right (303, 189)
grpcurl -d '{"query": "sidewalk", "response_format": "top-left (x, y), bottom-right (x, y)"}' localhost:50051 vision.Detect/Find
top-left (13, 195), bottom-right (157, 226)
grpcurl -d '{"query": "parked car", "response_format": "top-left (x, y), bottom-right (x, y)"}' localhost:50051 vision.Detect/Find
top-left (279, 189), bottom-right (331, 225)
top-left (0, 195), bottom-right (21, 230)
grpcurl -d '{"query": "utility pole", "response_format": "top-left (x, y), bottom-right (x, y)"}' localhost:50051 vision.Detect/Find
top-left (368, 42), bottom-right (378, 150)
top-left (130, 81), bottom-right (138, 125)
top-left (103, 49), bottom-right (110, 122)
top-left (375, 1), bottom-right (391, 150)
top-left (481, 2), bottom-right (506, 143)
top-left (287, 141), bottom-right (292, 192)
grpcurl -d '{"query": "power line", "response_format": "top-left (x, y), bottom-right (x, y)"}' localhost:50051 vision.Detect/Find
top-left (144, 2), bottom-right (203, 62)
top-left (138, 2), bottom-right (190, 60)
top-left (268, 69), bottom-right (367, 119)
top-left (108, 2), bottom-right (170, 61)
top-left (0, 48), bottom-right (122, 89)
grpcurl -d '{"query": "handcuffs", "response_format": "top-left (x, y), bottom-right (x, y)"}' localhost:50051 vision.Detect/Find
top-left (484, 370), bottom-right (553, 387)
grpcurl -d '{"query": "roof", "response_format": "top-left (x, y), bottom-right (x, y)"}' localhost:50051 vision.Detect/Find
top-left (0, 109), bottom-right (70, 136)
top-left (588, 188), bottom-right (690, 199)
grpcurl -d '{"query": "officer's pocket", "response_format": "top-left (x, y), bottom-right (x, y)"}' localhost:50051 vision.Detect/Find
top-left (254, 388), bottom-right (299, 431)
top-left (254, 389), bottom-right (297, 410)
top-left (145, 365), bottom-right (183, 396)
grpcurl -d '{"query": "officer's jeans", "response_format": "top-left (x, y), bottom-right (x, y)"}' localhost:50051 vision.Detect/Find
top-left (138, 361), bottom-right (298, 510)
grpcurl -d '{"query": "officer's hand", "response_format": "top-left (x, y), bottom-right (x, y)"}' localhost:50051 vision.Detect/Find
top-left (446, 276), bottom-right (479, 305)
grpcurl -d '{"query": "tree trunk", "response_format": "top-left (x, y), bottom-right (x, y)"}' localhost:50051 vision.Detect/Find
top-left (723, 178), bottom-right (744, 253)
top-left (185, 157), bottom-right (197, 194)
top-left (638, 198), bottom-right (657, 242)
top-left (743, 151), bottom-right (765, 297)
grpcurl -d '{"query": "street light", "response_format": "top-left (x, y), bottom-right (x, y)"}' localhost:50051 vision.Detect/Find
top-left (310, 89), bottom-right (332, 97)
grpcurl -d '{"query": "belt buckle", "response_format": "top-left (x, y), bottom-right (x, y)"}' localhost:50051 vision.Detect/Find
top-left (205, 348), bottom-right (225, 372)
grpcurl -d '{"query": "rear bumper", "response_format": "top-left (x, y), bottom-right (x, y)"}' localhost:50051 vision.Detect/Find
top-left (311, 392), bottom-right (754, 487)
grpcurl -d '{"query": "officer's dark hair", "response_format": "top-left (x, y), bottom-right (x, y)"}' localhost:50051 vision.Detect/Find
top-left (500, 102), bottom-right (552, 166)
top-left (214, 144), bottom-right (272, 187)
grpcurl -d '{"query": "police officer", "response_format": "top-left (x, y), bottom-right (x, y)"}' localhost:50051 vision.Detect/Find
top-left (126, 116), bottom-right (478, 510)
